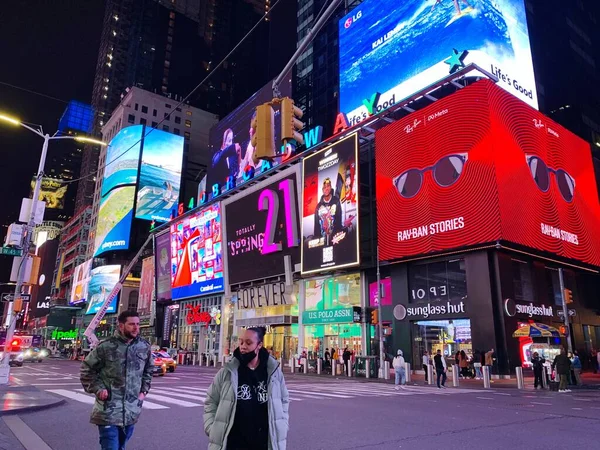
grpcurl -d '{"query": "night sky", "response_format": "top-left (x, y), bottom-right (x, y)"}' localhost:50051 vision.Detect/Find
top-left (0, 0), bottom-right (104, 282)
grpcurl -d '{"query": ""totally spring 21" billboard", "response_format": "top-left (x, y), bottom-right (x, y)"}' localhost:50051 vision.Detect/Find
top-left (376, 80), bottom-right (600, 266)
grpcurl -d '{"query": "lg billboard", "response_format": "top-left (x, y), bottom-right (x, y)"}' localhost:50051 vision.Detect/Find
top-left (376, 80), bottom-right (600, 266)
top-left (339, 0), bottom-right (537, 128)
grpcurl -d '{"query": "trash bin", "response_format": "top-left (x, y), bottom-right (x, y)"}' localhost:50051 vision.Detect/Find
top-left (355, 356), bottom-right (378, 378)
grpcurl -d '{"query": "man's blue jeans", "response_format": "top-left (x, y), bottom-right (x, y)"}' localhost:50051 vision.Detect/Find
top-left (98, 425), bottom-right (134, 450)
top-left (395, 367), bottom-right (406, 385)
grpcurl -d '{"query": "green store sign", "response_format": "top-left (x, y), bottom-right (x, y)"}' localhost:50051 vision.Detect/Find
top-left (302, 307), bottom-right (361, 325)
top-left (51, 329), bottom-right (79, 340)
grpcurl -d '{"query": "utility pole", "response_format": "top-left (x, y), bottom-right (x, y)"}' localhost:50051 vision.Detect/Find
top-left (376, 246), bottom-right (385, 378)
top-left (558, 268), bottom-right (573, 353)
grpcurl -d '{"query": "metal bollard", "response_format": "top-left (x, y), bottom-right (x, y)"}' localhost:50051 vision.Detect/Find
top-left (482, 365), bottom-right (491, 389)
top-left (427, 365), bottom-right (434, 385)
top-left (289, 358), bottom-right (295, 374)
top-left (221, 355), bottom-right (226, 367)
top-left (404, 363), bottom-right (411, 383)
top-left (516, 366), bottom-right (524, 389)
top-left (542, 367), bottom-right (549, 389)
top-left (206, 354), bottom-right (211, 367)
top-left (384, 361), bottom-right (391, 380)
top-left (317, 358), bottom-right (322, 375)
top-left (192, 354), bottom-right (197, 366)
top-left (302, 359), bottom-right (307, 374)
top-left (347, 361), bottom-right (352, 377)
top-left (366, 359), bottom-right (371, 379)
top-left (331, 360), bottom-right (337, 377)
top-left (452, 365), bottom-right (460, 387)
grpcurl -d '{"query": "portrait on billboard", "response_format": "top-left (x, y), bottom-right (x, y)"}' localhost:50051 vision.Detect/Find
top-left (301, 134), bottom-right (359, 274)
top-left (170, 203), bottom-right (224, 299)
top-left (224, 167), bottom-right (301, 285)
top-left (339, 0), bottom-right (538, 128)
top-left (376, 80), bottom-right (600, 266)
top-left (205, 78), bottom-right (292, 196)
top-left (155, 232), bottom-right (172, 301)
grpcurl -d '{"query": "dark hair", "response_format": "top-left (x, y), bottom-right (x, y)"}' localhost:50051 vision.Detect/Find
top-left (246, 327), bottom-right (266, 343)
top-left (118, 310), bottom-right (139, 324)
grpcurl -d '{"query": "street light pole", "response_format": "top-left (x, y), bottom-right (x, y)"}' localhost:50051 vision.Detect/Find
top-left (376, 246), bottom-right (384, 378)
top-left (0, 114), bottom-right (105, 384)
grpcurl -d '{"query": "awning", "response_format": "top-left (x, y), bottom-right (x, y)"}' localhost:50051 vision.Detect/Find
top-left (512, 323), bottom-right (564, 338)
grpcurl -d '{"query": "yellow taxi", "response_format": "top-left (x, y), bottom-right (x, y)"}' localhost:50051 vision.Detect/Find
top-left (152, 352), bottom-right (167, 376)
top-left (155, 350), bottom-right (177, 373)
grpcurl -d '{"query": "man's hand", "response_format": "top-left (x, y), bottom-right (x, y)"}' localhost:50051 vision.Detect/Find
top-left (97, 389), bottom-right (109, 401)
top-left (138, 392), bottom-right (146, 401)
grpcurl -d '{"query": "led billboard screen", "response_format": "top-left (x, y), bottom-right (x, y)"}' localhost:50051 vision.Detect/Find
top-left (205, 78), bottom-right (292, 196)
top-left (155, 231), bottom-right (172, 301)
top-left (301, 134), bottom-right (360, 274)
top-left (135, 129), bottom-right (184, 222)
top-left (85, 265), bottom-right (121, 315)
top-left (339, 0), bottom-right (537, 127)
top-left (376, 80), bottom-right (600, 266)
top-left (70, 259), bottom-right (92, 305)
top-left (94, 125), bottom-right (143, 256)
top-left (170, 203), bottom-right (224, 299)
top-left (31, 177), bottom-right (68, 209)
top-left (224, 167), bottom-right (301, 285)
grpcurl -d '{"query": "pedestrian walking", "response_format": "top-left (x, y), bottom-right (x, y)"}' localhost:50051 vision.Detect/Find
top-left (552, 347), bottom-right (572, 393)
top-left (459, 350), bottom-right (469, 378)
top-left (203, 327), bottom-right (289, 450)
top-left (343, 347), bottom-right (352, 375)
top-left (393, 350), bottom-right (406, 390)
top-left (80, 311), bottom-right (153, 450)
top-left (324, 348), bottom-right (331, 373)
top-left (571, 351), bottom-right (582, 386)
top-left (434, 350), bottom-right (447, 388)
top-left (531, 352), bottom-right (545, 389)
top-left (422, 351), bottom-right (430, 384)
top-left (485, 348), bottom-right (494, 375)
top-left (473, 350), bottom-right (482, 379)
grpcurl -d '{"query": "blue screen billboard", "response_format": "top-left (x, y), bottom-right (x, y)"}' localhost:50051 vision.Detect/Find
top-left (85, 265), bottom-right (121, 315)
top-left (94, 126), bottom-right (143, 257)
top-left (135, 129), bottom-right (184, 222)
top-left (338, 0), bottom-right (537, 125)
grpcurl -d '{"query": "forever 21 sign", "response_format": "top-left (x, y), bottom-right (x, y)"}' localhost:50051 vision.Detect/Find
top-left (224, 167), bottom-right (301, 284)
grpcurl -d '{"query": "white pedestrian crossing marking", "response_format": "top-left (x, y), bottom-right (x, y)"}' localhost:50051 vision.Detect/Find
top-left (47, 389), bottom-right (95, 404)
top-left (145, 392), bottom-right (202, 407)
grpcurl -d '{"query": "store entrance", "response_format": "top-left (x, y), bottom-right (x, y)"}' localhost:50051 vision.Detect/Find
top-left (411, 319), bottom-right (472, 369)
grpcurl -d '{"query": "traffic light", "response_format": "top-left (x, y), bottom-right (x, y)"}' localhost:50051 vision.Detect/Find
top-left (563, 288), bottom-right (573, 304)
top-left (251, 103), bottom-right (276, 164)
top-left (280, 97), bottom-right (304, 146)
top-left (13, 297), bottom-right (23, 312)
top-left (370, 309), bottom-right (378, 325)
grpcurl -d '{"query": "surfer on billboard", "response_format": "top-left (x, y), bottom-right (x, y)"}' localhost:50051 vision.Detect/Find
top-left (431, 0), bottom-right (473, 14)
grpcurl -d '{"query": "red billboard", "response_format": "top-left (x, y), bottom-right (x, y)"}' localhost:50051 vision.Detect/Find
top-left (376, 80), bottom-right (600, 266)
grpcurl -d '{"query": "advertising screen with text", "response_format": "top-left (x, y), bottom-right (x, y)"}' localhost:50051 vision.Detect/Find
top-left (224, 167), bottom-right (301, 285)
top-left (170, 203), bottom-right (224, 299)
top-left (376, 80), bottom-right (600, 266)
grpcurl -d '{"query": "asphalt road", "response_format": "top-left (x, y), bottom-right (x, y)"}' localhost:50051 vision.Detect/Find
top-left (3, 360), bottom-right (600, 449)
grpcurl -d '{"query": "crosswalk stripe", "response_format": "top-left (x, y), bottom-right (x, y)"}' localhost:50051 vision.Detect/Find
top-left (145, 393), bottom-right (202, 407)
top-left (71, 389), bottom-right (169, 410)
top-left (151, 389), bottom-right (206, 402)
top-left (47, 389), bottom-right (95, 404)
top-left (287, 389), bottom-right (352, 398)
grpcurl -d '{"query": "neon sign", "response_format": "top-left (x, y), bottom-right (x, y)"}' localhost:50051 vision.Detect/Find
top-left (185, 305), bottom-right (212, 325)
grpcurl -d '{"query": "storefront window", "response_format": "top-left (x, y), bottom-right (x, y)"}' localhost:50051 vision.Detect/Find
top-left (177, 296), bottom-right (222, 355)
top-left (411, 319), bottom-right (472, 368)
top-left (408, 259), bottom-right (467, 304)
top-left (303, 273), bottom-right (362, 357)
top-left (512, 259), bottom-right (534, 301)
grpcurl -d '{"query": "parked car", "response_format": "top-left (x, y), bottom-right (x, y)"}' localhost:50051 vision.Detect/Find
top-left (155, 351), bottom-right (177, 373)
top-left (0, 346), bottom-right (24, 367)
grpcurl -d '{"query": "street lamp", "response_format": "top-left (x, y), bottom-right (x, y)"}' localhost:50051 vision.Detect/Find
top-left (0, 112), bottom-right (106, 384)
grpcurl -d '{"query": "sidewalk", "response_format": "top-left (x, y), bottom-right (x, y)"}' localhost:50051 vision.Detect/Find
top-left (0, 385), bottom-right (65, 416)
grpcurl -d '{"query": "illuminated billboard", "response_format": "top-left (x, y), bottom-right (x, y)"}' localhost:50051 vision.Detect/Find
top-left (31, 177), bottom-right (68, 209)
top-left (376, 80), bottom-right (600, 266)
top-left (94, 125), bottom-right (143, 256)
top-left (301, 134), bottom-right (360, 274)
top-left (70, 259), bottom-right (92, 305)
top-left (170, 203), bottom-right (224, 299)
top-left (135, 129), bottom-right (184, 222)
top-left (339, 0), bottom-right (537, 127)
top-left (139, 257), bottom-right (154, 315)
top-left (85, 265), bottom-right (121, 315)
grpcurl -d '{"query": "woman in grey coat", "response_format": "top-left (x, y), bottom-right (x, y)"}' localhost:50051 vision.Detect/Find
top-left (203, 327), bottom-right (290, 450)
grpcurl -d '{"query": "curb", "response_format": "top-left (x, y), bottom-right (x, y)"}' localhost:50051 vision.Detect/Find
top-left (0, 399), bottom-right (66, 417)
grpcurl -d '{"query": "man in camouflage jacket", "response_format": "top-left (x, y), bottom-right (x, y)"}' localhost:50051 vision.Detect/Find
top-left (80, 311), bottom-right (153, 450)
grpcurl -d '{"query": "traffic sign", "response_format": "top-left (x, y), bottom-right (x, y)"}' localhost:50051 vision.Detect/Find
top-left (1, 293), bottom-right (31, 302)
top-left (0, 247), bottom-right (23, 257)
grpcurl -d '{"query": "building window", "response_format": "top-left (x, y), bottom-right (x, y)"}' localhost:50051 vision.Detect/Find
top-left (135, 103), bottom-right (139, 111)
top-left (140, 118), bottom-right (147, 125)
top-left (185, 119), bottom-right (191, 127)
top-left (163, 125), bottom-right (169, 132)
top-left (174, 128), bottom-right (180, 135)
top-left (152, 121), bottom-right (158, 128)
top-left (164, 112), bottom-right (170, 121)
top-left (141, 105), bottom-right (148, 114)
top-left (128, 114), bottom-right (135, 124)
top-left (165, 103), bottom-right (172, 109)
top-left (128, 291), bottom-right (139, 312)
top-left (174, 116), bottom-right (181, 124)
top-left (512, 259), bottom-right (534, 302)
top-left (408, 259), bottom-right (467, 304)
top-left (184, 132), bottom-right (190, 139)
top-left (545, 268), bottom-right (562, 306)
top-left (176, 107), bottom-right (182, 112)
top-left (153, 109), bottom-right (157, 117)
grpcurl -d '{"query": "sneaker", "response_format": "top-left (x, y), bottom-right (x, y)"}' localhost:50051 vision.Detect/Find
top-left (565, 389), bottom-right (572, 393)
top-left (442, 386), bottom-right (447, 389)
top-left (558, 390), bottom-right (565, 393)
